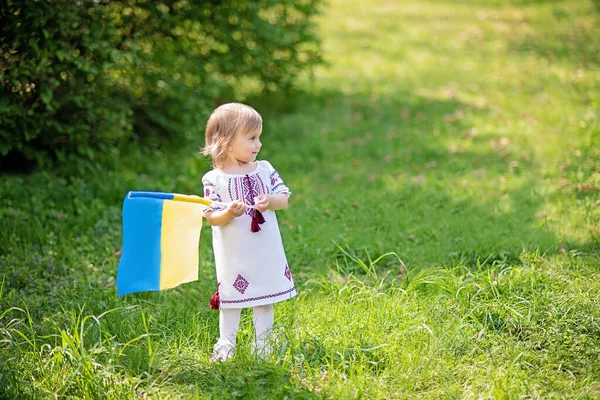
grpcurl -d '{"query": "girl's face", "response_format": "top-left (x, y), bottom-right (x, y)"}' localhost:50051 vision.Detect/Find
top-left (227, 129), bottom-right (262, 164)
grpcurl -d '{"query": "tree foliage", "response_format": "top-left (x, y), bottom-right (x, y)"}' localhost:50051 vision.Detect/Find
top-left (0, 0), bottom-right (323, 170)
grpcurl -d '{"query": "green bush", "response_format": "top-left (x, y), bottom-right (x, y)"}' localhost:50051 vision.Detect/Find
top-left (0, 1), bottom-right (131, 168)
top-left (0, 0), bottom-right (323, 170)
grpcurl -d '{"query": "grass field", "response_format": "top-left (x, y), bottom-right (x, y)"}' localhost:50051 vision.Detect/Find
top-left (1, 0), bottom-right (599, 398)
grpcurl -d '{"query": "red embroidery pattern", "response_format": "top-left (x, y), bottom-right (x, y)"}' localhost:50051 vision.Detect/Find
top-left (233, 274), bottom-right (249, 294)
top-left (227, 174), bottom-right (267, 216)
top-left (221, 287), bottom-right (296, 305)
top-left (284, 264), bottom-right (291, 281)
top-left (270, 174), bottom-right (279, 186)
top-left (203, 180), bottom-right (224, 213)
top-left (243, 175), bottom-right (256, 207)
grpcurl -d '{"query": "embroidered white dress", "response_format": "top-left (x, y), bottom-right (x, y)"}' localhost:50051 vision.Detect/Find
top-left (202, 160), bottom-right (296, 308)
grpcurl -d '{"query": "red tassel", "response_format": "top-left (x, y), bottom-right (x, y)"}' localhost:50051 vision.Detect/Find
top-left (244, 174), bottom-right (266, 233)
top-left (209, 283), bottom-right (220, 310)
top-left (251, 209), bottom-right (265, 233)
top-left (255, 210), bottom-right (265, 224)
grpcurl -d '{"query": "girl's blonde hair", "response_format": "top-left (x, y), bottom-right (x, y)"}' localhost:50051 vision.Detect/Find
top-left (201, 103), bottom-right (263, 167)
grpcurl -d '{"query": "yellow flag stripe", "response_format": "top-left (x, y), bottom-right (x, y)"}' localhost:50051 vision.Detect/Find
top-left (172, 194), bottom-right (213, 206)
top-left (159, 199), bottom-right (204, 290)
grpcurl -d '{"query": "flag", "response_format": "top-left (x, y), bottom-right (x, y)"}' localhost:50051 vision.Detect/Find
top-left (116, 191), bottom-right (212, 297)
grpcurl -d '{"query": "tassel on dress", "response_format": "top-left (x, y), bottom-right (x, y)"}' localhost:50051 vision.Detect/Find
top-left (251, 209), bottom-right (266, 233)
top-left (210, 283), bottom-right (220, 310)
top-left (244, 174), bottom-right (266, 233)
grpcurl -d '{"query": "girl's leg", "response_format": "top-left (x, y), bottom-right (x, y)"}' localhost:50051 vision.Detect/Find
top-left (212, 307), bottom-right (242, 362)
top-left (252, 304), bottom-right (274, 356)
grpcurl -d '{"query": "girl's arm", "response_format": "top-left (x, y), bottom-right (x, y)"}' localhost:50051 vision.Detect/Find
top-left (268, 193), bottom-right (289, 210)
top-left (255, 194), bottom-right (289, 212)
top-left (205, 201), bottom-right (246, 226)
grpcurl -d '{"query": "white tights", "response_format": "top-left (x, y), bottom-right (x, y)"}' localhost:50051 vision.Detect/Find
top-left (213, 304), bottom-right (274, 357)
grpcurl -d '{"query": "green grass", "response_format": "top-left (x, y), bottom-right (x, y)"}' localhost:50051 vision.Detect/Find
top-left (1, 0), bottom-right (600, 398)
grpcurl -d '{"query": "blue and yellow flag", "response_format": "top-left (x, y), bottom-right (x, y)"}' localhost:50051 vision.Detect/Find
top-left (116, 191), bottom-right (212, 297)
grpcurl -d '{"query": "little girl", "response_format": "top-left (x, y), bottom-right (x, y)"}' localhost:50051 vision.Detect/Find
top-left (200, 102), bottom-right (296, 361)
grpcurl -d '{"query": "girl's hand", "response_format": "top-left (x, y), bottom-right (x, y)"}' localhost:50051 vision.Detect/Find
top-left (255, 195), bottom-right (270, 213)
top-left (227, 201), bottom-right (247, 217)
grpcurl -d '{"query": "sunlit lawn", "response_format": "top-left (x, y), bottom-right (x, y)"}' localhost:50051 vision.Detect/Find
top-left (1, 0), bottom-right (599, 398)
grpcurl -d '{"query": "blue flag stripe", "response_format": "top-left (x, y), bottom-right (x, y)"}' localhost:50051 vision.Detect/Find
top-left (116, 196), bottom-right (164, 296)
top-left (128, 192), bottom-right (176, 200)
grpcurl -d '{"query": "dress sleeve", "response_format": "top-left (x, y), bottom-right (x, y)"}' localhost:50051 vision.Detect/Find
top-left (202, 172), bottom-right (227, 215)
top-left (264, 161), bottom-right (291, 197)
